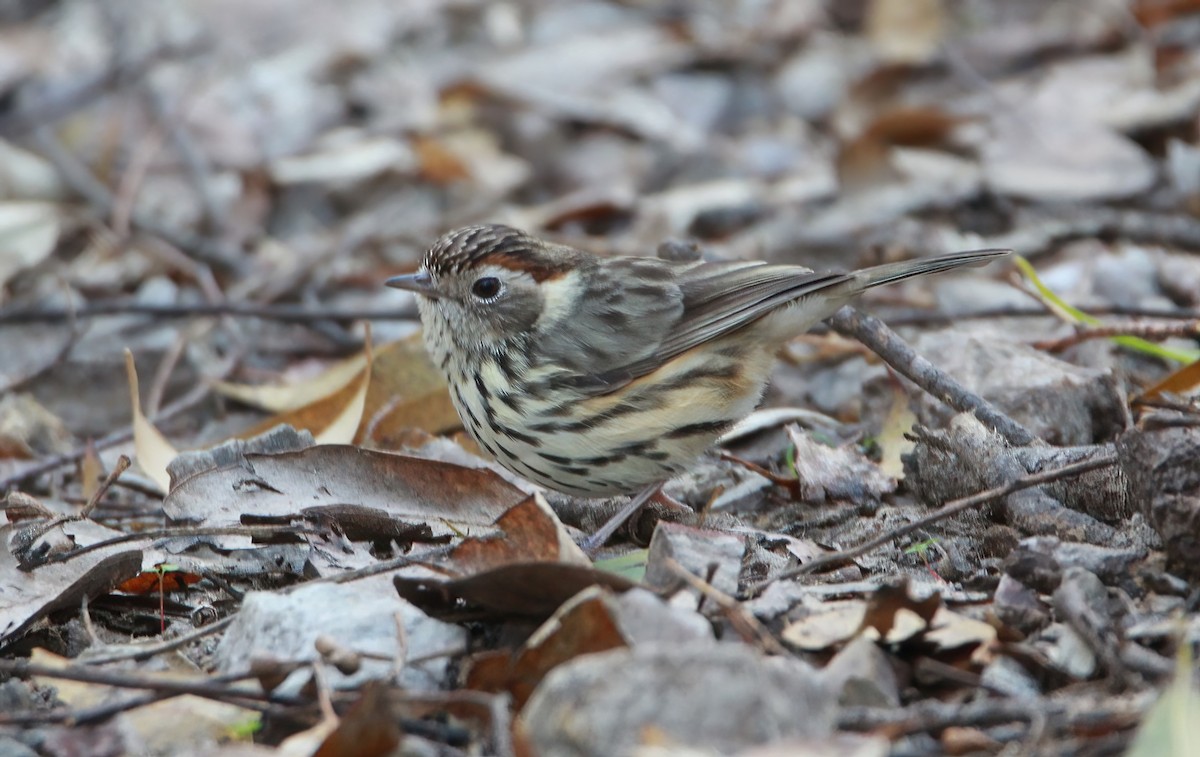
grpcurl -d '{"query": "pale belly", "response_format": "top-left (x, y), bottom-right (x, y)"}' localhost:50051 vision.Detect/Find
top-left (444, 341), bottom-right (775, 497)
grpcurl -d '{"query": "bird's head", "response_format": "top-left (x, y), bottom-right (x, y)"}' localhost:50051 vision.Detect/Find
top-left (386, 224), bottom-right (590, 353)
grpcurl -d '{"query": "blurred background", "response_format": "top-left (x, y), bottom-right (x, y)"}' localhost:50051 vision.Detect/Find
top-left (0, 0), bottom-right (1197, 456)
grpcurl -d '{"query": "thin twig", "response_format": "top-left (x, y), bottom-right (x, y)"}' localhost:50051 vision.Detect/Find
top-left (0, 659), bottom-right (299, 708)
top-left (836, 692), bottom-right (1149, 736)
top-left (78, 455), bottom-right (131, 519)
top-left (24, 525), bottom-right (313, 568)
top-left (0, 345), bottom-right (242, 492)
top-left (750, 453), bottom-right (1118, 592)
top-left (1032, 321), bottom-right (1200, 352)
top-left (873, 304), bottom-right (1200, 327)
top-left (0, 301), bottom-right (418, 325)
top-left (662, 557), bottom-right (789, 656)
top-left (830, 306), bottom-right (1038, 446)
top-left (81, 615), bottom-right (235, 665)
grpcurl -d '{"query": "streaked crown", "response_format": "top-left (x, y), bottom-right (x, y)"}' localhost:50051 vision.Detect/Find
top-left (424, 224), bottom-right (586, 281)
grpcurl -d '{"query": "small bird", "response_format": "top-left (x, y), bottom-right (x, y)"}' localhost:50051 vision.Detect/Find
top-left (388, 225), bottom-right (1007, 547)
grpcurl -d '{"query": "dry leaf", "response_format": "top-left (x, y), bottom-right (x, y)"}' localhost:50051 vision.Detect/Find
top-left (865, 0), bottom-right (945, 65)
top-left (876, 387), bottom-right (916, 479)
top-left (394, 562), bottom-right (636, 621)
top-left (463, 586), bottom-right (627, 709)
top-left (231, 334), bottom-right (458, 448)
top-left (237, 331), bottom-right (374, 444)
top-left (413, 134), bottom-right (471, 184)
top-left (1138, 358), bottom-right (1200, 401)
top-left (356, 333), bottom-right (460, 445)
top-left (78, 441), bottom-right (105, 504)
top-left (450, 495), bottom-right (589, 574)
top-left (213, 352), bottom-right (368, 413)
top-left (316, 330), bottom-right (373, 444)
top-left (163, 444), bottom-right (529, 540)
top-left (124, 350), bottom-right (178, 493)
top-left (312, 682), bottom-right (401, 757)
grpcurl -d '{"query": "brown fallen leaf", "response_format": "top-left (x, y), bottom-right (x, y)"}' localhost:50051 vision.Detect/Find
top-left (227, 334), bottom-right (458, 448)
top-left (312, 682), bottom-right (401, 757)
top-left (857, 579), bottom-right (941, 638)
top-left (394, 561), bottom-right (636, 621)
top-left (234, 331), bottom-right (375, 444)
top-left (449, 495), bottom-right (588, 574)
top-left (464, 586), bottom-right (627, 709)
top-left (124, 349), bottom-right (178, 494)
top-left (1137, 358), bottom-right (1200, 402)
top-left (163, 445), bottom-right (528, 542)
top-left (213, 352), bottom-right (368, 413)
top-left (356, 333), bottom-right (461, 445)
top-left (413, 134), bottom-right (471, 184)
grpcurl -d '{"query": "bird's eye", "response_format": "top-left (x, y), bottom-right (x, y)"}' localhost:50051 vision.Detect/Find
top-left (470, 276), bottom-right (503, 300)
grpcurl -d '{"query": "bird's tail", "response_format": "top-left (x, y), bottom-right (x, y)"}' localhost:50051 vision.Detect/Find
top-left (846, 248), bottom-right (1012, 293)
top-left (754, 247), bottom-right (1011, 344)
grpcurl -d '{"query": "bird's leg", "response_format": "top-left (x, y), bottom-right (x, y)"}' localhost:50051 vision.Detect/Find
top-left (580, 482), bottom-right (663, 555)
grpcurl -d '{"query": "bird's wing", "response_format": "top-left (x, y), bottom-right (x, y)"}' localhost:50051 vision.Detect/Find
top-left (538, 248), bottom-right (1008, 396)
top-left (604, 260), bottom-right (851, 387)
top-left (532, 257), bottom-right (685, 392)
top-left (537, 257), bottom-right (849, 395)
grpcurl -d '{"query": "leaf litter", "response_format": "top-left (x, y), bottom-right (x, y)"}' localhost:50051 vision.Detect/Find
top-left (1, 0), bottom-right (1199, 755)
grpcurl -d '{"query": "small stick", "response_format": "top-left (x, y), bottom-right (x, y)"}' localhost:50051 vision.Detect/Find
top-left (749, 453), bottom-right (1118, 593)
top-left (23, 525), bottom-right (312, 568)
top-left (883, 304), bottom-right (1200, 327)
top-left (829, 306), bottom-right (1038, 447)
top-left (0, 658), bottom-right (298, 707)
top-left (0, 301), bottom-right (419, 325)
top-left (82, 615), bottom-right (236, 665)
top-left (78, 455), bottom-right (131, 519)
top-left (0, 344), bottom-right (243, 492)
top-left (662, 558), bottom-right (788, 656)
top-left (1032, 321), bottom-right (1200, 352)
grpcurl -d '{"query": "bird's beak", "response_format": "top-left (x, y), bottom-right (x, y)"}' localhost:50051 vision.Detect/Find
top-left (385, 271), bottom-right (440, 300)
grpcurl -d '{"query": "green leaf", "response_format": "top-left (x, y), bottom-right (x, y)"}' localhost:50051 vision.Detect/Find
top-left (226, 715), bottom-right (262, 740)
top-left (1125, 642), bottom-right (1200, 757)
top-left (903, 537), bottom-right (939, 556)
top-left (1015, 256), bottom-right (1199, 364)
top-left (593, 549), bottom-right (648, 582)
